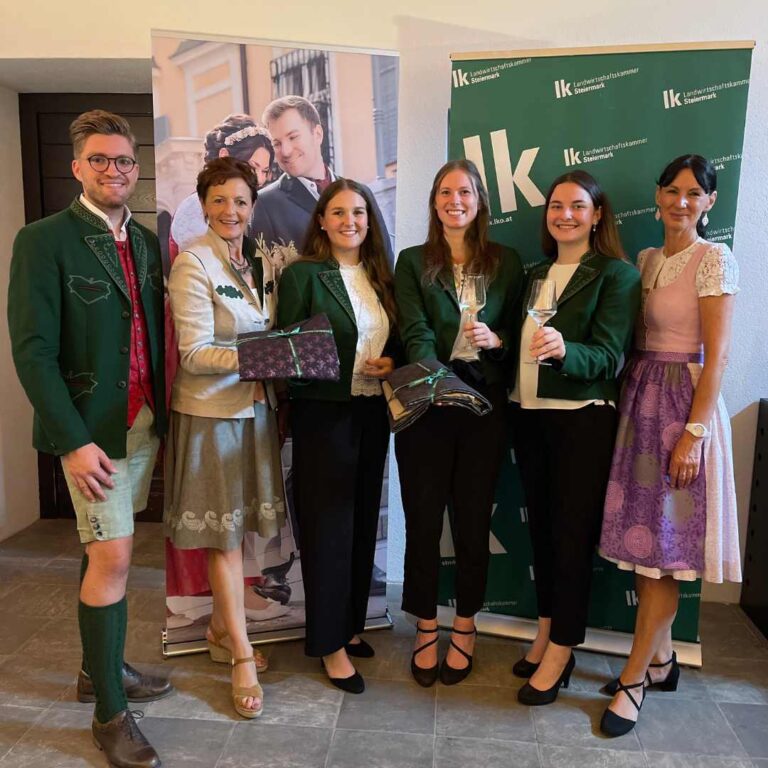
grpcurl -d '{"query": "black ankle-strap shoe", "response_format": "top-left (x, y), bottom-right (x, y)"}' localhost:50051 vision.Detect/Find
top-left (411, 624), bottom-right (440, 687)
top-left (439, 627), bottom-right (477, 686)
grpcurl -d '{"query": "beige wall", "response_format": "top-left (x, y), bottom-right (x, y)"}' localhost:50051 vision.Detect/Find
top-left (0, 85), bottom-right (39, 540)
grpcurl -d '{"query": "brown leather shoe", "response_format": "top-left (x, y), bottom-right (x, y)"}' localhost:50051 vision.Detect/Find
top-left (92, 709), bottom-right (161, 768)
top-left (78, 663), bottom-right (174, 703)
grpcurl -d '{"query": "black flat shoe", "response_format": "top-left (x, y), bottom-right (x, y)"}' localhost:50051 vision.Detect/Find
top-left (345, 638), bottom-right (375, 658)
top-left (512, 656), bottom-right (540, 678)
top-left (517, 652), bottom-right (575, 705)
top-left (321, 660), bottom-right (365, 694)
top-left (439, 627), bottom-right (477, 686)
top-left (600, 651), bottom-right (680, 696)
top-left (600, 678), bottom-right (645, 737)
top-left (411, 624), bottom-right (440, 687)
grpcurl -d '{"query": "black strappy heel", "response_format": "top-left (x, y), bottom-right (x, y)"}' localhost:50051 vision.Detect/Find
top-left (439, 626), bottom-right (477, 686)
top-left (600, 679), bottom-right (646, 737)
top-left (600, 651), bottom-right (679, 696)
top-left (411, 624), bottom-right (440, 687)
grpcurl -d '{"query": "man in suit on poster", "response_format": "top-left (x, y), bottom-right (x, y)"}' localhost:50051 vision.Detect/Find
top-left (7, 110), bottom-right (172, 768)
top-left (251, 94), bottom-right (393, 271)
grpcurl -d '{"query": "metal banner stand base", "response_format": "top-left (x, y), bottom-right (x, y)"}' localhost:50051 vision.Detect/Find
top-left (162, 608), bottom-right (394, 658)
top-left (436, 606), bottom-right (702, 668)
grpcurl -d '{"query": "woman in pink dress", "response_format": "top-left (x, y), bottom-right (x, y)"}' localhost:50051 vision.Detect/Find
top-left (598, 154), bottom-right (741, 736)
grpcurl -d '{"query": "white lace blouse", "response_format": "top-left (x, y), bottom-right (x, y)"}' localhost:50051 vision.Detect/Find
top-left (637, 238), bottom-right (740, 297)
top-left (339, 263), bottom-right (390, 396)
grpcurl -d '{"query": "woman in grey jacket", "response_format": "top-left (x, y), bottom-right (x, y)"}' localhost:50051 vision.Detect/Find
top-left (165, 158), bottom-right (285, 719)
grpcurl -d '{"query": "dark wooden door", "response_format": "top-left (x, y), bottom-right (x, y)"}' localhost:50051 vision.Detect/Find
top-left (19, 93), bottom-right (163, 522)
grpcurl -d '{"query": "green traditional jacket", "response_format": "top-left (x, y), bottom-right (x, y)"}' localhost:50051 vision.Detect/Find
top-left (515, 252), bottom-right (641, 401)
top-left (394, 243), bottom-right (524, 386)
top-left (276, 257), bottom-right (399, 401)
top-left (8, 198), bottom-right (166, 458)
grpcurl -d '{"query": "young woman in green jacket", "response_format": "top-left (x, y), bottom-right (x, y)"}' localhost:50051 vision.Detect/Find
top-left (511, 170), bottom-right (641, 706)
top-left (395, 159), bottom-right (524, 687)
top-left (277, 179), bottom-right (398, 694)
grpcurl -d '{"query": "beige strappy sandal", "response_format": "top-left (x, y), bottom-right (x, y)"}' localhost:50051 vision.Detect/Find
top-left (231, 655), bottom-right (264, 719)
top-left (207, 624), bottom-right (268, 672)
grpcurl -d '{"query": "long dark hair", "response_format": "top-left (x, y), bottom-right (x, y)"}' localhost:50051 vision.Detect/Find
top-left (657, 154), bottom-right (717, 238)
top-left (302, 179), bottom-right (397, 327)
top-left (541, 170), bottom-right (625, 260)
top-left (423, 159), bottom-right (499, 284)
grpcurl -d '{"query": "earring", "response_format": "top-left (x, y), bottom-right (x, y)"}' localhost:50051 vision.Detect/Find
top-left (702, 213), bottom-right (709, 226)
top-left (654, 207), bottom-right (661, 221)
top-left (592, 223), bottom-right (597, 233)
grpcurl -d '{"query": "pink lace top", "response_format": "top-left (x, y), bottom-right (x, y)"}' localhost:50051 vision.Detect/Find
top-left (636, 239), bottom-right (739, 354)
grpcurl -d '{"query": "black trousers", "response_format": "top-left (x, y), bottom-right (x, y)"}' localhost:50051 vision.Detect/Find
top-left (395, 384), bottom-right (507, 619)
top-left (290, 396), bottom-right (389, 657)
top-left (512, 403), bottom-right (617, 646)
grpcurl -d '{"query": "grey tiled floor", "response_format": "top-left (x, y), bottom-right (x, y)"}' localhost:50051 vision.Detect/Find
top-left (1, 520), bottom-right (767, 767)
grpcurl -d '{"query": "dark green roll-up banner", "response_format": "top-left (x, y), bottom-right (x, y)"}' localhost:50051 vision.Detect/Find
top-left (439, 42), bottom-right (753, 649)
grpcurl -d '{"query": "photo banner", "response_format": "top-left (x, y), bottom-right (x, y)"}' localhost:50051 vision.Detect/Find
top-left (440, 42), bottom-right (753, 646)
top-left (152, 32), bottom-right (399, 653)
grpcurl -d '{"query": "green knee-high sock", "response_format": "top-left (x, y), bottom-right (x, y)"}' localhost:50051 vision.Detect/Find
top-left (79, 553), bottom-right (90, 676)
top-left (78, 597), bottom-right (128, 723)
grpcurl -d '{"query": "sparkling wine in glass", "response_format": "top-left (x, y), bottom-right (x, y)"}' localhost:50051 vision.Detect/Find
top-left (462, 273), bottom-right (486, 349)
top-left (526, 279), bottom-right (557, 366)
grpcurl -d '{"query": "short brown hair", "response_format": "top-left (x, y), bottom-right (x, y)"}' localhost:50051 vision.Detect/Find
top-left (196, 157), bottom-right (259, 204)
top-left (69, 110), bottom-right (138, 158)
top-left (262, 96), bottom-right (321, 129)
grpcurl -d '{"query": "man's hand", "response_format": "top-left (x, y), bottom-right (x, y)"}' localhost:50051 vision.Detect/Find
top-left (61, 443), bottom-right (117, 502)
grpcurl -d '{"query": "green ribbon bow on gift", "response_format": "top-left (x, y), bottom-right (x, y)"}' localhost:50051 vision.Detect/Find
top-left (257, 325), bottom-right (333, 377)
top-left (390, 365), bottom-right (454, 403)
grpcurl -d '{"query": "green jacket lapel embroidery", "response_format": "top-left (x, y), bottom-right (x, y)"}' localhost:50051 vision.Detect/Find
top-left (318, 265), bottom-right (357, 326)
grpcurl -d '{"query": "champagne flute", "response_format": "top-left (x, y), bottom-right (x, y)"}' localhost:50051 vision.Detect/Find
top-left (526, 279), bottom-right (557, 366)
top-left (459, 274), bottom-right (486, 357)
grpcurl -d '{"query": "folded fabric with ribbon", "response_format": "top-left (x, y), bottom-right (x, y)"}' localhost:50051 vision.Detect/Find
top-left (237, 312), bottom-right (340, 381)
top-left (381, 358), bottom-right (492, 433)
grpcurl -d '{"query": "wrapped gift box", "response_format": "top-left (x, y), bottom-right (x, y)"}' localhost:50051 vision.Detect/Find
top-left (237, 312), bottom-right (340, 381)
top-left (381, 358), bottom-right (492, 433)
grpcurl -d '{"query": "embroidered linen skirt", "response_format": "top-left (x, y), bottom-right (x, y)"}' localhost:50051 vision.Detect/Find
top-left (164, 404), bottom-right (286, 551)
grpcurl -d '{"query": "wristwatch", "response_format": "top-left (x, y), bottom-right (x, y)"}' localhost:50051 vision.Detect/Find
top-left (685, 422), bottom-right (710, 438)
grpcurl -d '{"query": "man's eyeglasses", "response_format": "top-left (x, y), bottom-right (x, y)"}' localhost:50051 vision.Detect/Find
top-left (85, 155), bottom-right (137, 173)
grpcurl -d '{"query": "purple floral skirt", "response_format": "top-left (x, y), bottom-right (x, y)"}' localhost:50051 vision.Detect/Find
top-left (599, 351), bottom-right (706, 572)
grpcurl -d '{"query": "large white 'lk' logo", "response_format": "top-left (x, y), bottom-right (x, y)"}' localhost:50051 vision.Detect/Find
top-left (463, 132), bottom-right (545, 213)
top-left (554, 79), bottom-right (572, 98)
top-left (453, 69), bottom-right (470, 88)
top-left (663, 89), bottom-right (681, 109)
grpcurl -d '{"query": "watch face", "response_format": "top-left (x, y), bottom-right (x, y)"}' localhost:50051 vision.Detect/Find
top-left (688, 424), bottom-right (705, 437)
